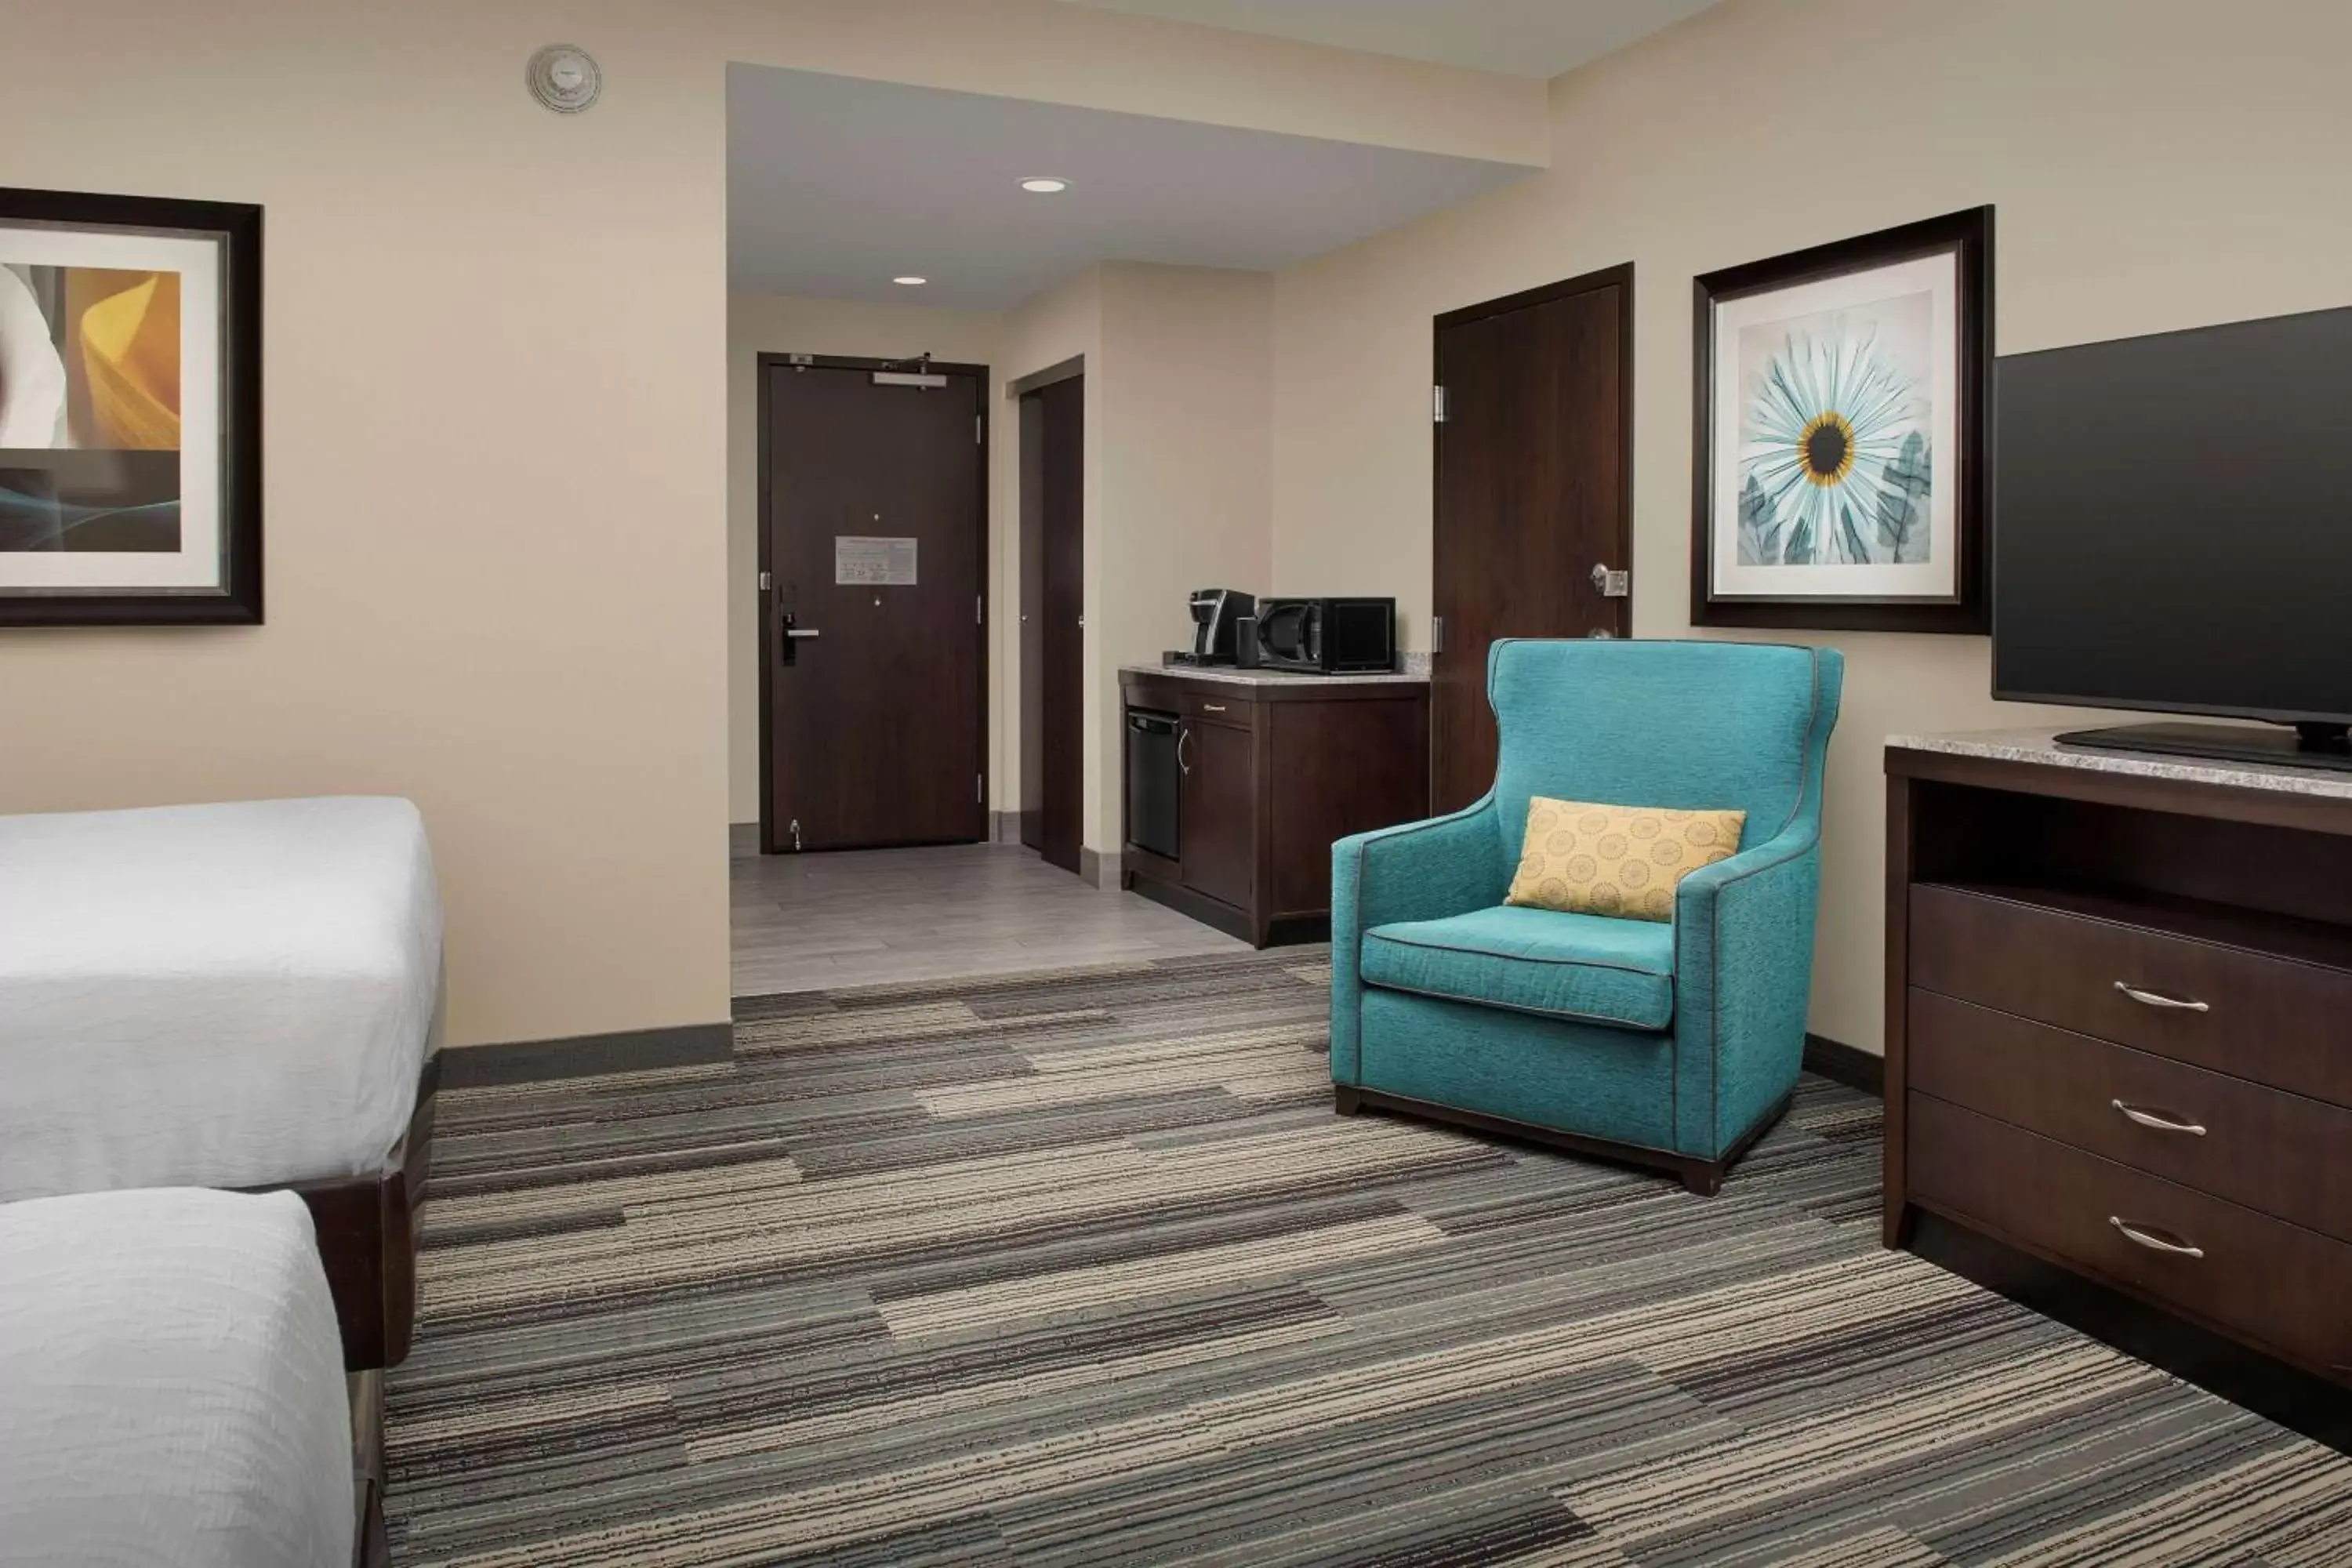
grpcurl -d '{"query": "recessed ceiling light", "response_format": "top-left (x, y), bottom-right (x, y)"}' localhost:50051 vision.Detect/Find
top-left (1019, 177), bottom-right (1071, 194)
top-left (892, 275), bottom-right (927, 286)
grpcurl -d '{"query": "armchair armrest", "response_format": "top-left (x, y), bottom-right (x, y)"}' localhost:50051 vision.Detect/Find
top-left (1328, 797), bottom-right (1506, 1082)
top-left (1669, 823), bottom-right (1824, 1153)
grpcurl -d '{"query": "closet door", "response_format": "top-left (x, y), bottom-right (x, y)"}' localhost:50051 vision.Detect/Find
top-left (1431, 266), bottom-right (1633, 812)
top-left (1019, 373), bottom-right (1083, 873)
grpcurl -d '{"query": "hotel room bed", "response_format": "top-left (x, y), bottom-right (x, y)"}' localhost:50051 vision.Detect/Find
top-left (0, 1189), bottom-right (356, 1568)
top-left (0, 796), bottom-right (442, 1367)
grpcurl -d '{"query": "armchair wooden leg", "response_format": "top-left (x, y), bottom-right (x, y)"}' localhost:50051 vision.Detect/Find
top-left (1333, 1086), bottom-right (1363, 1116)
top-left (1679, 1163), bottom-right (1724, 1198)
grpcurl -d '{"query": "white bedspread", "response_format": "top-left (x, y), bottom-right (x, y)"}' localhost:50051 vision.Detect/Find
top-left (0, 1189), bottom-right (354, 1568)
top-left (0, 797), bottom-right (441, 1199)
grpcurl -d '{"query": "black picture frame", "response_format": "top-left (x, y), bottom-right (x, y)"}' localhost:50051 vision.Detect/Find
top-left (1690, 205), bottom-right (1991, 634)
top-left (0, 187), bottom-right (263, 626)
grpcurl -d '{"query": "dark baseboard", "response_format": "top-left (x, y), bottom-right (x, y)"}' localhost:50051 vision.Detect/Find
top-left (1803, 1033), bottom-right (1883, 1096)
top-left (1125, 869), bottom-right (1255, 943)
top-left (1907, 1211), bottom-right (2352, 1456)
top-left (439, 1021), bottom-right (735, 1088)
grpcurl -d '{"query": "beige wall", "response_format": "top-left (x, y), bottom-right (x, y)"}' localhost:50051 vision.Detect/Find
top-left (0, 2), bottom-right (733, 1050)
top-left (988, 263), bottom-right (1274, 856)
top-left (1091, 263), bottom-right (1274, 850)
top-left (1269, 0), bottom-right (2352, 1052)
top-left (0, 0), bottom-right (1547, 1051)
top-left (996, 268), bottom-right (1105, 828)
top-left (991, 264), bottom-right (1273, 855)
top-left (726, 292), bottom-right (1004, 824)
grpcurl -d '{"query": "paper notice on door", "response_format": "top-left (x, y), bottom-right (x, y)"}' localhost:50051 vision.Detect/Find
top-left (834, 536), bottom-right (918, 586)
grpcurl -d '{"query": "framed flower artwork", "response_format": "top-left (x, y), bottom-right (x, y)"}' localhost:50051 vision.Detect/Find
top-left (1, 187), bottom-right (262, 626)
top-left (1690, 207), bottom-right (1991, 633)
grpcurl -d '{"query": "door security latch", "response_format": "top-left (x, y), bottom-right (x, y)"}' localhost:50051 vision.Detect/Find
top-left (1591, 564), bottom-right (1631, 598)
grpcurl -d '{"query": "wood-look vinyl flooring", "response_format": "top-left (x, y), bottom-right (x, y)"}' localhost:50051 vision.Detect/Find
top-left (730, 829), bottom-right (1247, 996)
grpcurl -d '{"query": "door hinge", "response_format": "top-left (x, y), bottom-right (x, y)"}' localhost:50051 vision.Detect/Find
top-left (1432, 386), bottom-right (1447, 423)
top-left (758, 569), bottom-right (772, 592)
top-left (976, 772), bottom-right (985, 804)
top-left (1431, 615), bottom-right (1445, 654)
top-left (975, 593), bottom-right (983, 626)
top-left (975, 414), bottom-right (984, 445)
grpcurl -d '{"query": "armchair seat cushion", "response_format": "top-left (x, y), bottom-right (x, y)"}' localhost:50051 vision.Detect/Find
top-left (1359, 904), bottom-right (1675, 1031)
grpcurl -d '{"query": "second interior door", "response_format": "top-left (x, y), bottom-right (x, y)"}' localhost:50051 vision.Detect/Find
top-left (1431, 265), bottom-right (1634, 813)
top-left (764, 359), bottom-right (986, 851)
top-left (1018, 373), bottom-right (1083, 874)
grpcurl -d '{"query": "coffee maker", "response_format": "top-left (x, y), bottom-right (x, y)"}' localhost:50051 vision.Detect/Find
top-left (1174, 588), bottom-right (1255, 666)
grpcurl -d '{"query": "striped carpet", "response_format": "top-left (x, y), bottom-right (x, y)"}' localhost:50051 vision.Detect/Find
top-left (386, 949), bottom-right (2352, 1566)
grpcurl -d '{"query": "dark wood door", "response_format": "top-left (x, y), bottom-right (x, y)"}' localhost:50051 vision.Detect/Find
top-left (1431, 265), bottom-right (1633, 813)
top-left (1018, 376), bottom-right (1083, 873)
top-left (761, 359), bottom-right (986, 851)
top-left (1181, 715), bottom-right (1254, 909)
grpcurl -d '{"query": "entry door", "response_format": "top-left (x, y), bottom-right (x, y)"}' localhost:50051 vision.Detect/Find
top-left (1018, 375), bottom-right (1083, 873)
top-left (762, 359), bottom-right (986, 851)
top-left (1431, 265), bottom-right (1633, 813)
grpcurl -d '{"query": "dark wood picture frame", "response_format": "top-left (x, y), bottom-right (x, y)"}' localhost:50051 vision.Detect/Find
top-left (0, 187), bottom-right (263, 626)
top-left (1690, 205), bottom-right (1991, 634)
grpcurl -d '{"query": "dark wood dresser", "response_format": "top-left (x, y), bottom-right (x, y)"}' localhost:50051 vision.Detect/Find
top-left (1120, 665), bottom-right (1429, 947)
top-left (1886, 733), bottom-right (2352, 1388)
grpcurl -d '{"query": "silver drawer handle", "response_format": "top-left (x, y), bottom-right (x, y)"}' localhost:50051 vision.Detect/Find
top-left (2111, 1100), bottom-right (2207, 1137)
top-left (2114, 981), bottom-right (2208, 1013)
top-left (2109, 1217), bottom-right (2205, 1258)
top-left (1201, 702), bottom-right (1227, 713)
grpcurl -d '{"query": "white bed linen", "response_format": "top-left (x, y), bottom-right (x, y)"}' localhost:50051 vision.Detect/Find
top-left (0, 1189), bottom-right (353, 1568)
top-left (0, 797), bottom-right (441, 1199)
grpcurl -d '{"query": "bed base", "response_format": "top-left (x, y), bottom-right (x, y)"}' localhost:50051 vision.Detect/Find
top-left (350, 1370), bottom-right (388, 1568)
top-left (277, 1054), bottom-right (437, 1372)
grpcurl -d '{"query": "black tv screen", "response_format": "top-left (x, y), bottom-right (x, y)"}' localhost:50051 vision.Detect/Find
top-left (1993, 304), bottom-right (2352, 728)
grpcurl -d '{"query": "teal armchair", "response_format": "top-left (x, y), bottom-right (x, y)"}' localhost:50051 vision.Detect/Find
top-left (1331, 638), bottom-right (1842, 1194)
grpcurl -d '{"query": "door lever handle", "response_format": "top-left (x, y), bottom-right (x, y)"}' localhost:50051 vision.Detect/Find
top-left (784, 628), bottom-right (822, 638)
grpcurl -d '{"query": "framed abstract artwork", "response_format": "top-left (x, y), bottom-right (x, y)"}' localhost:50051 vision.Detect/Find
top-left (1690, 206), bottom-right (1991, 633)
top-left (0, 187), bottom-right (262, 626)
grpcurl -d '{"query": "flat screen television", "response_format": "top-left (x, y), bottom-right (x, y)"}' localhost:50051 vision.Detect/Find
top-left (1993, 303), bottom-right (2352, 771)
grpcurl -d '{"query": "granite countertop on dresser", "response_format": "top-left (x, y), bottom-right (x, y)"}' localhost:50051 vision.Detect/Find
top-left (1120, 657), bottom-right (1429, 688)
top-left (1887, 728), bottom-right (2352, 803)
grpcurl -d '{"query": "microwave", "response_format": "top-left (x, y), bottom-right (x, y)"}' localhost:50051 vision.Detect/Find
top-left (1253, 597), bottom-right (1396, 674)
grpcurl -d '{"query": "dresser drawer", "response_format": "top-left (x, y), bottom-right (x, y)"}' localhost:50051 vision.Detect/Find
top-left (1909, 884), bottom-right (2352, 1107)
top-left (1908, 989), bottom-right (2352, 1243)
top-left (1181, 690), bottom-right (1254, 727)
top-left (1909, 1094), bottom-right (2352, 1382)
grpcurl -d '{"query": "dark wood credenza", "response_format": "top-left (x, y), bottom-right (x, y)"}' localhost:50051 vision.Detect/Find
top-left (1119, 666), bottom-right (1429, 947)
top-left (1886, 735), bottom-right (2352, 1388)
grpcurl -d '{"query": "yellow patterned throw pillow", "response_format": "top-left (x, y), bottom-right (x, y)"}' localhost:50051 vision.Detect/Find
top-left (1504, 797), bottom-right (1746, 922)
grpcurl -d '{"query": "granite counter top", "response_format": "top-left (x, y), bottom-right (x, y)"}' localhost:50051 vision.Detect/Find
top-left (1887, 728), bottom-right (2352, 803)
top-left (1120, 656), bottom-right (1428, 688)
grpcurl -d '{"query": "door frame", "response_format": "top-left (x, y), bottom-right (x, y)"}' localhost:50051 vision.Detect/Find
top-left (1429, 263), bottom-right (1635, 804)
top-left (1011, 356), bottom-right (1086, 873)
top-left (755, 352), bottom-right (993, 855)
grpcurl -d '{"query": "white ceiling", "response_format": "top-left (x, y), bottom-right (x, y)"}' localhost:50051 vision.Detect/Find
top-left (1062, 0), bottom-right (1724, 79)
top-left (727, 64), bottom-right (1537, 309)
